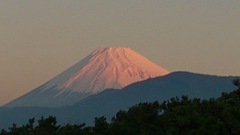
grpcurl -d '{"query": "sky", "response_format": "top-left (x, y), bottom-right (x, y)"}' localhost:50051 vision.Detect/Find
top-left (1, 0), bottom-right (240, 106)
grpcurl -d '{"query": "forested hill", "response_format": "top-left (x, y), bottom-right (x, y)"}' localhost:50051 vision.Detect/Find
top-left (1, 79), bottom-right (240, 135)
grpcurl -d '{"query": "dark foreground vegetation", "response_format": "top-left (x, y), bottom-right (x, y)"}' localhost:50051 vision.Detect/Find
top-left (1, 79), bottom-right (240, 135)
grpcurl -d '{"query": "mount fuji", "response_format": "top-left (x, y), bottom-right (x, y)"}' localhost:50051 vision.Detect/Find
top-left (5, 47), bottom-right (169, 107)
top-left (1, 47), bottom-right (237, 129)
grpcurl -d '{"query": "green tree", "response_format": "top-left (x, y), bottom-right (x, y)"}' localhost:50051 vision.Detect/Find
top-left (232, 79), bottom-right (240, 88)
top-left (58, 123), bottom-right (85, 135)
top-left (94, 116), bottom-right (109, 135)
top-left (33, 116), bottom-right (60, 135)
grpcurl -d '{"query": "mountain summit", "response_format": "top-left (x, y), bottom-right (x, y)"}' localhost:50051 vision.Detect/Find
top-left (5, 47), bottom-right (169, 107)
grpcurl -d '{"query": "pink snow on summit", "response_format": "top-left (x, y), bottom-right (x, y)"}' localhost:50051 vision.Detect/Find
top-left (5, 47), bottom-right (169, 107)
top-left (63, 47), bottom-right (169, 93)
top-left (48, 47), bottom-right (169, 94)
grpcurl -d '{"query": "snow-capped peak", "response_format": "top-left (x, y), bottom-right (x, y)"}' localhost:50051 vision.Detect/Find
top-left (47, 47), bottom-right (169, 93)
top-left (5, 47), bottom-right (169, 107)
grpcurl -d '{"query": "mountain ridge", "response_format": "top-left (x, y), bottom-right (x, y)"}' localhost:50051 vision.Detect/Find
top-left (0, 71), bottom-right (237, 129)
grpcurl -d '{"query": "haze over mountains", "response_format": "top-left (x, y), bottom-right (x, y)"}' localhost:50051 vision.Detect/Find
top-left (0, 47), bottom-right (238, 129)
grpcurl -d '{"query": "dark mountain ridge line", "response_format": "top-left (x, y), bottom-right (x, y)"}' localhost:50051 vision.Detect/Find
top-left (0, 71), bottom-right (237, 129)
top-left (1, 71), bottom-right (236, 109)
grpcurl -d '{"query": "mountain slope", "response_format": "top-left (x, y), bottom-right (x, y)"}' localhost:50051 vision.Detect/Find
top-left (5, 47), bottom-right (169, 108)
top-left (0, 72), bottom-right (237, 129)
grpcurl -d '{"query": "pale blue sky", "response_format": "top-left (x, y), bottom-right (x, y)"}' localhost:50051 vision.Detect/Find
top-left (1, 0), bottom-right (240, 105)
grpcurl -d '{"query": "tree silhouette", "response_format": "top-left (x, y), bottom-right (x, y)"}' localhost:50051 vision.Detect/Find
top-left (233, 79), bottom-right (240, 88)
top-left (33, 116), bottom-right (59, 135)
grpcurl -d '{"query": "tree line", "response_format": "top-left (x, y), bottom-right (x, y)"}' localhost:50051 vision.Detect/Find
top-left (1, 79), bottom-right (240, 135)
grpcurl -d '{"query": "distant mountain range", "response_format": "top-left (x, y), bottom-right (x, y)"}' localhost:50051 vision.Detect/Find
top-left (0, 71), bottom-right (237, 129)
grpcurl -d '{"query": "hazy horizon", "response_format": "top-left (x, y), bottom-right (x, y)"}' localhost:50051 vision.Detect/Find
top-left (1, 0), bottom-right (240, 106)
